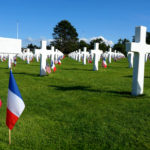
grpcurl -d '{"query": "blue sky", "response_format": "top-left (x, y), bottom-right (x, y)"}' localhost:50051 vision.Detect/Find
top-left (0, 0), bottom-right (150, 47)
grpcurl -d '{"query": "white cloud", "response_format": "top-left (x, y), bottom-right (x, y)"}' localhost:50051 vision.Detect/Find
top-left (22, 37), bottom-right (54, 47)
top-left (47, 39), bottom-right (54, 43)
top-left (79, 38), bottom-right (89, 43)
top-left (79, 36), bottom-right (114, 46)
top-left (23, 36), bottom-right (113, 47)
top-left (26, 37), bottom-right (33, 42)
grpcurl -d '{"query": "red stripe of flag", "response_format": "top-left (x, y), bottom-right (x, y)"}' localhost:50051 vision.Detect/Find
top-left (6, 108), bottom-right (18, 130)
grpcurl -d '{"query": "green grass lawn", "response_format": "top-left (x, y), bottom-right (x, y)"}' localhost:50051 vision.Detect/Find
top-left (0, 57), bottom-right (150, 150)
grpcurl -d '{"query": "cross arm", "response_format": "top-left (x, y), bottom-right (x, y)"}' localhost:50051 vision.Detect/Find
top-left (126, 42), bottom-right (150, 54)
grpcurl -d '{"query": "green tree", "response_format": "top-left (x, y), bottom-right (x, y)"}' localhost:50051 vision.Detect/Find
top-left (78, 40), bottom-right (89, 50)
top-left (146, 32), bottom-right (150, 44)
top-left (132, 32), bottom-right (150, 44)
top-left (89, 38), bottom-right (110, 52)
top-left (27, 43), bottom-right (39, 52)
top-left (113, 38), bottom-right (129, 56)
top-left (51, 20), bottom-right (79, 54)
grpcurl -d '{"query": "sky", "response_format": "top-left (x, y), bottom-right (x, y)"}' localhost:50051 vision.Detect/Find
top-left (0, 0), bottom-right (150, 47)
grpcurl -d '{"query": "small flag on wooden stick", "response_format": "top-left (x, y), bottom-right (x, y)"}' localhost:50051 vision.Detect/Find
top-left (102, 58), bottom-right (107, 68)
top-left (51, 61), bottom-right (56, 72)
top-left (6, 70), bottom-right (25, 144)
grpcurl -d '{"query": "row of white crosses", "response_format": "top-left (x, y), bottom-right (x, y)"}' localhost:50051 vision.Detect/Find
top-left (22, 49), bottom-right (34, 64)
top-left (126, 26), bottom-right (150, 96)
top-left (77, 49), bottom-right (81, 62)
top-left (68, 43), bottom-right (104, 70)
top-left (34, 43), bottom-right (62, 64)
top-left (68, 48), bottom-right (89, 64)
top-left (0, 37), bottom-right (64, 76)
top-left (34, 41), bottom-right (64, 76)
top-left (69, 44), bottom-right (126, 72)
top-left (102, 47), bottom-right (112, 63)
top-left (68, 51), bottom-right (77, 60)
top-left (0, 53), bottom-right (16, 68)
top-left (103, 48), bottom-right (125, 63)
top-left (111, 50), bottom-right (124, 60)
top-left (35, 41), bottom-right (53, 76)
top-left (76, 49), bottom-right (89, 63)
top-left (25, 49), bottom-right (33, 64)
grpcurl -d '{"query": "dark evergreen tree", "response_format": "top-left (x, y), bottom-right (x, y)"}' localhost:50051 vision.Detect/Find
top-left (146, 32), bottom-right (150, 44)
top-left (51, 20), bottom-right (79, 54)
top-left (113, 38), bottom-right (129, 56)
top-left (27, 44), bottom-right (39, 52)
top-left (78, 40), bottom-right (90, 50)
top-left (89, 38), bottom-right (110, 52)
top-left (132, 32), bottom-right (150, 44)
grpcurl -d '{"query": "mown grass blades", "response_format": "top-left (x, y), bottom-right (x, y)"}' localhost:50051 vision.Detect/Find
top-left (0, 57), bottom-right (150, 150)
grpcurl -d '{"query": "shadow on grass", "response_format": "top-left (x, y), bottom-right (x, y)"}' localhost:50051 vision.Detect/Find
top-left (49, 85), bottom-right (145, 98)
top-left (13, 72), bottom-right (41, 77)
top-left (107, 90), bottom-right (131, 95)
top-left (30, 64), bottom-right (40, 67)
top-left (124, 75), bottom-right (150, 79)
top-left (17, 63), bottom-right (39, 67)
top-left (123, 75), bottom-right (132, 78)
top-left (63, 68), bottom-right (93, 71)
top-left (0, 66), bottom-right (8, 70)
top-left (50, 85), bottom-right (102, 92)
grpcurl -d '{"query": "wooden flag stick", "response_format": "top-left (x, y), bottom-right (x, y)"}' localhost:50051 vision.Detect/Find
top-left (9, 129), bottom-right (11, 145)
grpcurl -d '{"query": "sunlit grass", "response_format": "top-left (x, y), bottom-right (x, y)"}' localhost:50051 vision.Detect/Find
top-left (0, 57), bottom-right (150, 150)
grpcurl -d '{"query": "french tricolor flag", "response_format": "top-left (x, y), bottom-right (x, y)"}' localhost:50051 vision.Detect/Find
top-left (6, 70), bottom-right (25, 130)
top-left (58, 60), bottom-right (61, 65)
top-left (58, 57), bottom-right (61, 65)
top-left (102, 58), bottom-right (107, 68)
top-left (51, 61), bottom-right (56, 72)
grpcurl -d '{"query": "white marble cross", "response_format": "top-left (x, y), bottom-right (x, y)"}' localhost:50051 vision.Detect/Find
top-left (82, 47), bottom-right (88, 65)
top-left (77, 49), bottom-right (81, 62)
top-left (0, 54), bottom-right (4, 62)
top-left (54, 49), bottom-right (58, 62)
top-left (91, 43), bottom-right (101, 71)
top-left (34, 49), bottom-right (41, 62)
top-left (108, 47), bottom-right (112, 63)
top-left (145, 53), bottom-right (148, 62)
top-left (26, 49), bottom-right (31, 64)
top-left (35, 41), bottom-right (48, 76)
top-left (127, 52), bottom-right (134, 68)
top-left (8, 54), bottom-right (14, 68)
top-left (35, 53), bottom-right (40, 62)
top-left (114, 50), bottom-right (117, 60)
top-left (126, 26), bottom-right (150, 96)
top-left (75, 51), bottom-right (78, 61)
top-left (50, 46), bottom-right (55, 64)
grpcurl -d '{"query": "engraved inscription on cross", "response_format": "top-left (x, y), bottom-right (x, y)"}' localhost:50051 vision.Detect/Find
top-left (126, 26), bottom-right (150, 96)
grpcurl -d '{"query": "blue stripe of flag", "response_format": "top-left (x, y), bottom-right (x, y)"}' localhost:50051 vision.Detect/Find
top-left (51, 60), bottom-right (53, 67)
top-left (9, 70), bottom-right (23, 100)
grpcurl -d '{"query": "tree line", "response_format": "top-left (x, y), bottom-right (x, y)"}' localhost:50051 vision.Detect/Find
top-left (27, 20), bottom-right (150, 56)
